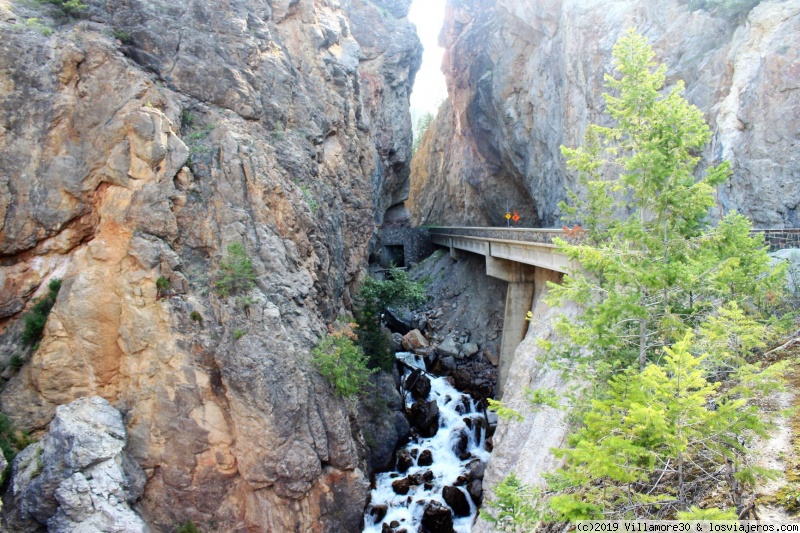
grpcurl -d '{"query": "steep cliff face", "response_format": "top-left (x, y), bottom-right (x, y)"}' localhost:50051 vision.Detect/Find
top-left (410, 0), bottom-right (800, 228)
top-left (0, 0), bottom-right (420, 530)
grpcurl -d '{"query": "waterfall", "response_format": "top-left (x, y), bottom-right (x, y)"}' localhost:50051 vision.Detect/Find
top-left (363, 352), bottom-right (491, 533)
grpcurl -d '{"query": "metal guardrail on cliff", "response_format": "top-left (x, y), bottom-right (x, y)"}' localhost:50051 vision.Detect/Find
top-left (428, 227), bottom-right (800, 252)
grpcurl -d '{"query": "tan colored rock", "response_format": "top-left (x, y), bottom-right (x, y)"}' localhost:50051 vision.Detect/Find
top-left (401, 329), bottom-right (429, 351)
top-left (0, 0), bottom-right (421, 530)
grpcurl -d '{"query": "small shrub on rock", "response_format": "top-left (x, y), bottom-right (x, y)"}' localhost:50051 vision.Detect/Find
top-left (0, 412), bottom-right (33, 483)
top-left (176, 520), bottom-right (201, 533)
top-left (312, 325), bottom-right (376, 398)
top-left (43, 0), bottom-right (87, 16)
top-left (8, 354), bottom-right (24, 370)
top-left (20, 278), bottom-right (61, 347)
top-left (214, 242), bottom-right (256, 297)
top-left (481, 472), bottom-right (543, 530)
top-left (156, 276), bottom-right (172, 298)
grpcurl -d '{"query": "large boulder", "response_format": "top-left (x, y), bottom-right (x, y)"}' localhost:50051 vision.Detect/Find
top-left (417, 449), bottom-right (434, 467)
top-left (461, 342), bottom-right (480, 358)
top-left (396, 449), bottom-right (414, 473)
top-left (402, 329), bottom-right (429, 351)
top-left (405, 369), bottom-right (432, 400)
top-left (385, 308), bottom-right (414, 335)
top-left (409, 399), bottom-right (440, 438)
top-left (360, 371), bottom-right (412, 473)
top-left (391, 477), bottom-right (411, 495)
top-left (436, 335), bottom-right (460, 358)
top-left (468, 479), bottom-right (483, 506)
top-left (442, 485), bottom-right (471, 517)
top-left (421, 500), bottom-right (454, 533)
top-left (4, 396), bottom-right (148, 533)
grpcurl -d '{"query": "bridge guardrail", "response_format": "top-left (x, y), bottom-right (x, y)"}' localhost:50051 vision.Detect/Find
top-left (428, 227), bottom-right (800, 252)
top-left (428, 227), bottom-right (565, 245)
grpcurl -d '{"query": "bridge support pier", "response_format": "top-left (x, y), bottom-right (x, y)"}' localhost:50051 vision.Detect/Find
top-left (484, 254), bottom-right (536, 397)
top-left (488, 256), bottom-right (563, 397)
top-left (448, 238), bottom-right (467, 260)
top-left (498, 281), bottom-right (536, 396)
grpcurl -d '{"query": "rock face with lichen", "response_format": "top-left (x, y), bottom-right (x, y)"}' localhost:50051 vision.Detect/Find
top-left (410, 0), bottom-right (800, 228)
top-left (0, 0), bottom-right (421, 531)
top-left (5, 396), bottom-right (148, 533)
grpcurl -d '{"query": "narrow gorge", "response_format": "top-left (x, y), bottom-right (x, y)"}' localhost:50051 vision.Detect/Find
top-left (0, 0), bottom-right (799, 531)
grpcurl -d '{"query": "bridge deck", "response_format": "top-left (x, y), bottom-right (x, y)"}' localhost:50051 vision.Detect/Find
top-left (428, 226), bottom-right (800, 254)
top-left (428, 227), bottom-right (572, 274)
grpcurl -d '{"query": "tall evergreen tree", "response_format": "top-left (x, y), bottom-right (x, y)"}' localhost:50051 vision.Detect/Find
top-left (548, 29), bottom-right (783, 379)
top-left (504, 29), bottom-right (790, 521)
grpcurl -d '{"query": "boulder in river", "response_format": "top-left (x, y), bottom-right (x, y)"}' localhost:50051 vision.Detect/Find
top-left (410, 470), bottom-right (434, 485)
top-left (417, 449), bottom-right (433, 466)
top-left (405, 369), bottom-right (431, 400)
top-left (396, 449), bottom-right (413, 473)
top-left (370, 504), bottom-right (388, 523)
top-left (442, 485), bottom-right (472, 517)
top-left (468, 479), bottom-right (483, 506)
top-left (451, 428), bottom-right (471, 460)
top-left (392, 477), bottom-right (411, 495)
top-left (467, 458), bottom-right (486, 481)
top-left (438, 356), bottom-right (457, 372)
top-left (410, 399), bottom-right (439, 438)
top-left (402, 329), bottom-right (429, 351)
top-left (421, 500), bottom-right (454, 533)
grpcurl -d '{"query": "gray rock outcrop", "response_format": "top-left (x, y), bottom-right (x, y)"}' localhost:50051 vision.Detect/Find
top-left (410, 0), bottom-right (800, 229)
top-left (4, 396), bottom-right (148, 533)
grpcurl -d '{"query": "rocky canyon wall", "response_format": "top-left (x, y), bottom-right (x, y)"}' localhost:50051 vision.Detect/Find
top-left (410, 0), bottom-right (800, 228)
top-left (0, 0), bottom-right (421, 530)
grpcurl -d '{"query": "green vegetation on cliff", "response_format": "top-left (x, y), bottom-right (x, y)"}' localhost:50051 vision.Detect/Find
top-left (412, 112), bottom-right (435, 156)
top-left (42, 0), bottom-right (87, 15)
top-left (312, 324), bottom-right (375, 398)
top-left (21, 278), bottom-right (62, 347)
top-left (484, 29), bottom-right (791, 525)
top-left (355, 268), bottom-right (426, 370)
top-left (214, 242), bottom-right (257, 297)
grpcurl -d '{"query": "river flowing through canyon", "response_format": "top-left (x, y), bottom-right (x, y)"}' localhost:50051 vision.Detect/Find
top-left (363, 352), bottom-right (491, 533)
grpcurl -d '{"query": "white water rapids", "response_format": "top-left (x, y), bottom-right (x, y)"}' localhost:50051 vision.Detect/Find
top-left (362, 352), bottom-right (491, 532)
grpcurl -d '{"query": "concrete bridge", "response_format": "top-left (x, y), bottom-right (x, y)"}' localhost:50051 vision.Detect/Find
top-left (428, 227), bottom-right (571, 396)
top-left (427, 226), bottom-right (800, 396)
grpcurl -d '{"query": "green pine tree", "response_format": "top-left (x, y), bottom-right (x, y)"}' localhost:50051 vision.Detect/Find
top-left (548, 29), bottom-right (783, 379)
top-left (548, 333), bottom-right (780, 520)
top-left (531, 29), bottom-right (789, 521)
